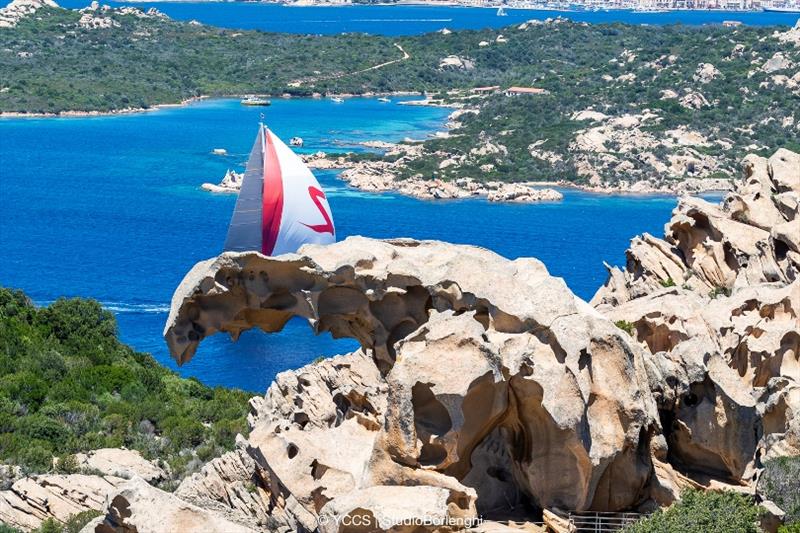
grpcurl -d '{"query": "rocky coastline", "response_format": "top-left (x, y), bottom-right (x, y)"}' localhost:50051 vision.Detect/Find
top-left (0, 149), bottom-right (796, 532)
top-left (160, 147), bottom-right (798, 533)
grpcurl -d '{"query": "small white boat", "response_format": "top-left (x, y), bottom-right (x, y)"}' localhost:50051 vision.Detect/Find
top-left (290, 137), bottom-right (304, 147)
top-left (212, 148), bottom-right (228, 156)
top-left (378, 97), bottom-right (391, 103)
top-left (240, 96), bottom-right (272, 106)
top-left (497, 6), bottom-right (507, 15)
top-left (330, 96), bottom-right (344, 103)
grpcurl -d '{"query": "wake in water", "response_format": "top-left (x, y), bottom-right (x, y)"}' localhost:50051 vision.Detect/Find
top-left (36, 299), bottom-right (171, 314)
top-left (303, 18), bottom-right (453, 23)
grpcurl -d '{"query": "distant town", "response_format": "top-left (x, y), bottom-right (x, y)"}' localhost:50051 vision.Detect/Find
top-left (282, 0), bottom-right (800, 13)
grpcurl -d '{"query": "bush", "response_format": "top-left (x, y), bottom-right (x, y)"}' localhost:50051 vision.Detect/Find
top-left (779, 524), bottom-right (800, 533)
top-left (623, 489), bottom-right (762, 533)
top-left (54, 454), bottom-right (80, 474)
top-left (0, 287), bottom-right (250, 478)
top-left (62, 510), bottom-right (102, 533)
top-left (759, 456), bottom-right (800, 524)
top-left (614, 320), bottom-right (635, 335)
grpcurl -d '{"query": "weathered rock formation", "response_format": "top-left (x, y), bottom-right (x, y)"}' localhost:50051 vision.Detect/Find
top-left (201, 168), bottom-right (243, 194)
top-left (0, 0), bottom-right (57, 28)
top-left (174, 442), bottom-right (273, 529)
top-left (0, 449), bottom-right (167, 530)
top-left (162, 237), bottom-right (663, 529)
top-left (74, 448), bottom-right (168, 483)
top-left (593, 148), bottom-right (799, 305)
top-left (592, 149), bottom-right (799, 508)
top-left (80, 149), bottom-right (798, 531)
top-left (0, 474), bottom-right (127, 530)
top-left (82, 477), bottom-right (257, 533)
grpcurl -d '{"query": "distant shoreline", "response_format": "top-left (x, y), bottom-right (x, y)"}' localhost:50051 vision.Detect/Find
top-left (77, 0), bottom-right (788, 13)
top-left (0, 96), bottom-right (209, 119)
top-left (0, 92), bottom-right (428, 119)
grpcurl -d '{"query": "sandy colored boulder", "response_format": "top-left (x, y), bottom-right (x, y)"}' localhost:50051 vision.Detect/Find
top-left (593, 149), bottom-right (799, 498)
top-left (83, 476), bottom-right (257, 533)
top-left (0, 474), bottom-right (126, 530)
top-left (175, 444), bottom-right (272, 529)
top-left (165, 237), bottom-right (662, 526)
top-left (74, 448), bottom-right (167, 483)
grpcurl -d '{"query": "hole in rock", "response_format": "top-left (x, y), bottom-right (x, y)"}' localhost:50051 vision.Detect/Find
top-left (287, 443), bottom-right (299, 459)
top-left (419, 442), bottom-right (449, 466)
top-left (683, 393), bottom-right (699, 407)
top-left (190, 316), bottom-right (359, 393)
top-left (774, 238), bottom-right (789, 262)
top-left (411, 382), bottom-right (453, 467)
top-left (411, 382), bottom-right (453, 437)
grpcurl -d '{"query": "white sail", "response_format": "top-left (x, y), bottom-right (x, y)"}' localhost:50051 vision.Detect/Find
top-left (224, 125), bottom-right (335, 255)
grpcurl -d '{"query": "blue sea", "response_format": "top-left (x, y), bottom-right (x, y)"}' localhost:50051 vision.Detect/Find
top-left (54, 0), bottom-right (800, 34)
top-left (0, 97), bottom-right (709, 393)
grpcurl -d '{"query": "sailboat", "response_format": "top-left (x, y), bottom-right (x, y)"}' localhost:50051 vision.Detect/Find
top-left (497, 6), bottom-right (507, 15)
top-left (224, 123), bottom-right (335, 255)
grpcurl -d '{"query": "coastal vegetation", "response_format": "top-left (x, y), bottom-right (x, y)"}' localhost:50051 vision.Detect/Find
top-left (0, 287), bottom-right (250, 481)
top-left (1, 3), bottom-right (798, 187)
top-left (622, 489), bottom-right (763, 533)
top-left (759, 456), bottom-right (800, 526)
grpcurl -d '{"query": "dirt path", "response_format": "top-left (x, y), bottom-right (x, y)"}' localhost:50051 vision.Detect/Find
top-left (293, 43), bottom-right (410, 85)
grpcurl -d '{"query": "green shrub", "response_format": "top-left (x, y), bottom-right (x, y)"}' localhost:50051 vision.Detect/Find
top-left (54, 454), bottom-right (80, 475)
top-left (34, 519), bottom-right (61, 533)
top-left (779, 524), bottom-right (800, 533)
top-left (759, 456), bottom-right (800, 524)
top-left (614, 320), bottom-right (635, 335)
top-left (709, 286), bottom-right (732, 299)
top-left (0, 287), bottom-right (250, 478)
top-left (63, 510), bottom-right (102, 533)
top-left (623, 489), bottom-right (762, 533)
top-left (659, 278), bottom-right (676, 288)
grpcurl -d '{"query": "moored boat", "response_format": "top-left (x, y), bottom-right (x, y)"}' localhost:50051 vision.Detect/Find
top-left (240, 96), bottom-right (272, 106)
top-left (378, 97), bottom-right (391, 103)
top-left (330, 96), bottom-right (344, 103)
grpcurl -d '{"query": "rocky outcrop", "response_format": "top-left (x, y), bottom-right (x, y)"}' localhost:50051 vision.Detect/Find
top-left (775, 19), bottom-right (800, 47)
top-left (81, 477), bottom-right (257, 533)
top-left (486, 183), bottom-right (563, 203)
top-left (110, 148), bottom-right (795, 531)
top-left (164, 237), bottom-right (663, 528)
top-left (0, 450), bottom-right (168, 530)
top-left (74, 448), bottom-right (167, 483)
top-left (593, 148), bottom-right (799, 305)
top-left (439, 55), bottom-right (475, 70)
top-left (0, 474), bottom-right (126, 530)
top-left (174, 443), bottom-right (272, 529)
top-left (679, 91), bottom-right (710, 110)
top-left (592, 149), bottom-right (799, 510)
top-left (693, 63), bottom-right (721, 84)
top-left (0, 0), bottom-right (57, 28)
top-left (201, 168), bottom-right (243, 193)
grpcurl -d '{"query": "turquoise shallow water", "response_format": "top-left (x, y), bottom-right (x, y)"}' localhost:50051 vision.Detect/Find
top-left (53, 0), bottom-right (800, 34)
top-left (0, 97), bottom-right (707, 392)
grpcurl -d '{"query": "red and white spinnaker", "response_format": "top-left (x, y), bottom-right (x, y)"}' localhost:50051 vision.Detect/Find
top-left (224, 125), bottom-right (335, 255)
